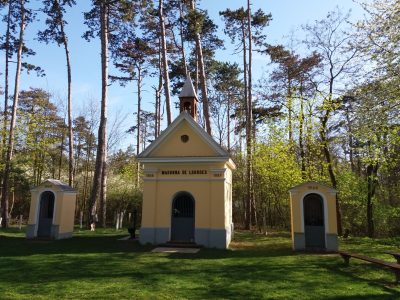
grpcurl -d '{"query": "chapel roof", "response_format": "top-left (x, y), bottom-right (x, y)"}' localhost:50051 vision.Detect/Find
top-left (31, 179), bottom-right (77, 192)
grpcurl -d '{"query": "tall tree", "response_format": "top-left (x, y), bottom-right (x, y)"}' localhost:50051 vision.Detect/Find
top-left (209, 61), bottom-right (243, 149)
top-left (138, 1), bottom-right (165, 137)
top-left (343, 78), bottom-right (400, 237)
top-left (169, 2), bottom-right (223, 98)
top-left (355, 0), bottom-right (400, 79)
top-left (265, 45), bottom-right (321, 177)
top-left (0, 0), bottom-right (15, 162)
top-left (17, 88), bottom-right (64, 185)
top-left (112, 37), bottom-right (156, 187)
top-left (84, 0), bottom-right (134, 226)
top-left (159, 0), bottom-right (172, 125)
top-left (73, 113), bottom-right (97, 218)
top-left (220, 5), bottom-right (271, 229)
top-left (1, 0), bottom-right (26, 228)
top-left (84, 1), bottom-right (110, 226)
top-left (188, 0), bottom-right (211, 134)
top-left (303, 8), bottom-right (359, 235)
top-left (246, 0), bottom-right (254, 227)
top-left (38, 0), bottom-right (76, 187)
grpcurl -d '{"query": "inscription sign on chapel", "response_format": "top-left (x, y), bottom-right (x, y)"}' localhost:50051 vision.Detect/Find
top-left (145, 170), bottom-right (223, 178)
top-left (161, 170), bottom-right (208, 175)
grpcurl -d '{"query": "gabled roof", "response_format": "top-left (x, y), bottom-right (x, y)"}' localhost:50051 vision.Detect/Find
top-left (31, 179), bottom-right (77, 193)
top-left (179, 75), bottom-right (198, 100)
top-left (138, 111), bottom-right (235, 169)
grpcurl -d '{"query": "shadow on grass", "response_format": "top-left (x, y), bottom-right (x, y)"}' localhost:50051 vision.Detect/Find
top-left (0, 230), bottom-right (399, 299)
top-left (322, 260), bottom-right (400, 299)
top-left (0, 235), bottom-right (152, 257)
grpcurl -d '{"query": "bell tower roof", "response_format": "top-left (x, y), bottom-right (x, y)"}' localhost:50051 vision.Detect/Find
top-left (178, 76), bottom-right (198, 121)
top-left (179, 75), bottom-right (198, 100)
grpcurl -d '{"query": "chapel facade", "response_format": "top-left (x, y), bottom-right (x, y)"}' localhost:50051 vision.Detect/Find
top-left (138, 77), bottom-right (235, 248)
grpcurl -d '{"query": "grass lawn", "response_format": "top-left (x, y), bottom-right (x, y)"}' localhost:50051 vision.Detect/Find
top-left (0, 228), bottom-right (399, 299)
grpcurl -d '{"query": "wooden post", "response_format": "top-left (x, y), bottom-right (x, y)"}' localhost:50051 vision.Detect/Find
top-left (80, 211), bottom-right (83, 229)
top-left (116, 212), bottom-right (120, 230)
top-left (19, 214), bottom-right (22, 230)
top-left (120, 211), bottom-right (124, 228)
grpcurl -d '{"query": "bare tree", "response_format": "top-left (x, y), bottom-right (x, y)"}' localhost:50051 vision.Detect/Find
top-left (303, 8), bottom-right (360, 235)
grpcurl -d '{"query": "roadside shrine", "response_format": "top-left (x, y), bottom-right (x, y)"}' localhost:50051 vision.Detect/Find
top-left (289, 181), bottom-right (338, 251)
top-left (26, 179), bottom-right (77, 239)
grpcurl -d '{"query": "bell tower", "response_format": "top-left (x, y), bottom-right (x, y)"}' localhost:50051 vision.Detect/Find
top-left (179, 76), bottom-right (198, 121)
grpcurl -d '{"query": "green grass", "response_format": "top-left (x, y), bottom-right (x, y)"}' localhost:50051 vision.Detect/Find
top-left (0, 228), bottom-right (399, 299)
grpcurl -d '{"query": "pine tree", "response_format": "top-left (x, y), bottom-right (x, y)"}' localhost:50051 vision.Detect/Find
top-left (220, 4), bottom-right (271, 229)
top-left (38, 0), bottom-right (76, 187)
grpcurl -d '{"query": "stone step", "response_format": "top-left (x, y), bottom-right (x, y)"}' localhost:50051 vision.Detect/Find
top-left (159, 241), bottom-right (203, 248)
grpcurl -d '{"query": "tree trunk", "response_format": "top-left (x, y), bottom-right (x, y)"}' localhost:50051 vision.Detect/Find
top-left (244, 2), bottom-right (253, 229)
top-left (240, 19), bottom-right (249, 228)
top-left (154, 47), bottom-right (163, 138)
top-left (159, 0), bottom-right (172, 125)
top-left (190, 0), bottom-right (211, 134)
top-left (178, 1), bottom-right (188, 75)
top-left (100, 153), bottom-right (107, 227)
top-left (320, 108), bottom-right (342, 235)
top-left (344, 106), bottom-right (355, 172)
top-left (136, 67), bottom-right (142, 187)
top-left (287, 80), bottom-right (293, 143)
top-left (88, 2), bottom-right (108, 226)
top-left (299, 83), bottom-right (306, 178)
top-left (58, 7), bottom-right (74, 187)
top-left (82, 134), bottom-right (93, 220)
top-left (1, 0), bottom-right (25, 228)
top-left (227, 94), bottom-right (231, 152)
top-left (2, 1), bottom-right (12, 161)
top-left (366, 162), bottom-right (378, 237)
top-left (58, 127), bottom-right (65, 179)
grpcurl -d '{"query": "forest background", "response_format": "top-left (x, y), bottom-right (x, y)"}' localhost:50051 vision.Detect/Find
top-left (0, 0), bottom-right (399, 238)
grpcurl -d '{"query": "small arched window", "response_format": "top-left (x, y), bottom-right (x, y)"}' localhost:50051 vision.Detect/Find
top-left (184, 101), bottom-right (191, 112)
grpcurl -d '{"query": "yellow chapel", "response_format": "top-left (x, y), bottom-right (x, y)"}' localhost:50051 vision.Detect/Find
top-left (138, 77), bottom-right (236, 249)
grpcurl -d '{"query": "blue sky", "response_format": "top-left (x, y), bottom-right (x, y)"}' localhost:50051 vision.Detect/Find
top-left (0, 0), bottom-right (367, 150)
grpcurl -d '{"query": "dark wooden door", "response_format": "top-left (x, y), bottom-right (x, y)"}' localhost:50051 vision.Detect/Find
top-left (37, 191), bottom-right (55, 237)
top-left (171, 193), bottom-right (194, 242)
top-left (304, 193), bottom-right (325, 249)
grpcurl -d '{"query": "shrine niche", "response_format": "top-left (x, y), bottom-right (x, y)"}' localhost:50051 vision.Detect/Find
top-left (26, 179), bottom-right (77, 240)
top-left (289, 181), bottom-right (338, 251)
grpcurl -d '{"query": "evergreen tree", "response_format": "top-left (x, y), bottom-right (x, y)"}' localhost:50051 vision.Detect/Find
top-left (220, 5), bottom-right (271, 229)
top-left (38, 0), bottom-right (76, 187)
top-left (84, 0), bottom-right (135, 227)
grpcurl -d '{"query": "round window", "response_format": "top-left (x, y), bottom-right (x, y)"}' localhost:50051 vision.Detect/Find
top-left (181, 135), bottom-right (189, 143)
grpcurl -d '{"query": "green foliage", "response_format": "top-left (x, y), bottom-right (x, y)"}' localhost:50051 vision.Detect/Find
top-left (106, 147), bottom-right (142, 223)
top-left (220, 7), bottom-right (271, 47)
top-left (16, 88), bottom-right (64, 185)
top-left (356, 0), bottom-right (400, 77)
top-left (252, 130), bottom-right (302, 229)
top-left (107, 174), bottom-right (142, 213)
top-left (337, 168), bottom-right (367, 235)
